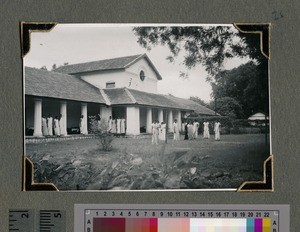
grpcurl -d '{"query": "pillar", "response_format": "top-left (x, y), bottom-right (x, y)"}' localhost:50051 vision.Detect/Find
top-left (33, 98), bottom-right (43, 137)
top-left (81, 102), bottom-right (88, 134)
top-left (126, 106), bottom-right (140, 135)
top-left (158, 108), bottom-right (164, 123)
top-left (175, 110), bottom-right (182, 132)
top-left (168, 110), bottom-right (173, 132)
top-left (60, 101), bottom-right (67, 136)
top-left (146, 108), bottom-right (152, 133)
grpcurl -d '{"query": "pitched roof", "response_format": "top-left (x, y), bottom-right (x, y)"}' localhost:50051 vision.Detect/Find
top-left (54, 54), bottom-right (162, 80)
top-left (102, 88), bottom-right (216, 115)
top-left (25, 67), bottom-right (106, 104)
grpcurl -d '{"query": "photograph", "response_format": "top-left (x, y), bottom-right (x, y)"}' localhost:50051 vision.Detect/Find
top-left (23, 24), bottom-right (271, 191)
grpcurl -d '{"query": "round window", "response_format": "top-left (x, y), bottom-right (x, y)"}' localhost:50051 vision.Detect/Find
top-left (140, 70), bottom-right (145, 81)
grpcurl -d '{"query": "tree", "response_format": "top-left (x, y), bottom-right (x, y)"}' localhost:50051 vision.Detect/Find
top-left (213, 97), bottom-right (242, 119)
top-left (212, 61), bottom-right (267, 118)
top-left (189, 96), bottom-right (212, 109)
top-left (133, 26), bottom-right (253, 80)
top-left (133, 26), bottom-right (269, 118)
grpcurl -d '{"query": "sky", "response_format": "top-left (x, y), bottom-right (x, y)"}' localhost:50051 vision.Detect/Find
top-left (24, 24), bottom-right (249, 102)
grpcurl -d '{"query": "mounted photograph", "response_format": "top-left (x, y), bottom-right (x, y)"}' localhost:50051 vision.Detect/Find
top-left (23, 23), bottom-right (271, 191)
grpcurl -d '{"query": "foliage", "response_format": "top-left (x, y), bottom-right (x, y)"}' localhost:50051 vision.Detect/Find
top-left (212, 62), bottom-right (268, 118)
top-left (189, 96), bottom-right (212, 109)
top-left (31, 153), bottom-right (94, 190)
top-left (133, 26), bottom-right (252, 80)
top-left (89, 115), bottom-right (114, 151)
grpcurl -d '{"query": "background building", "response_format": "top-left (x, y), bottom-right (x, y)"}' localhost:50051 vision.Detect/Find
top-left (25, 54), bottom-right (215, 137)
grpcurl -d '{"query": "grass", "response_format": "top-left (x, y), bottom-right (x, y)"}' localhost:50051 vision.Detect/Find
top-left (26, 134), bottom-right (270, 191)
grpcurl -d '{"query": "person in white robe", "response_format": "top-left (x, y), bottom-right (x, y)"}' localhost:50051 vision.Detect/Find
top-left (214, 121), bottom-right (221, 141)
top-left (42, 115), bottom-right (48, 136)
top-left (203, 121), bottom-right (210, 139)
top-left (159, 122), bottom-right (166, 141)
top-left (47, 115), bottom-right (53, 136)
top-left (193, 121), bottom-right (199, 139)
top-left (54, 116), bottom-right (60, 136)
top-left (187, 121), bottom-right (194, 140)
top-left (79, 115), bottom-right (87, 135)
top-left (173, 119), bottom-right (180, 141)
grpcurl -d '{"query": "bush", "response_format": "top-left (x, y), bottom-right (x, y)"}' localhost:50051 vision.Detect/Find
top-left (89, 115), bottom-right (114, 151)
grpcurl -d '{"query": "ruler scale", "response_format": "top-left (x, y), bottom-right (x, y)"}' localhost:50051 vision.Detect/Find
top-left (9, 209), bottom-right (34, 232)
top-left (39, 210), bottom-right (66, 232)
top-left (74, 204), bottom-right (289, 232)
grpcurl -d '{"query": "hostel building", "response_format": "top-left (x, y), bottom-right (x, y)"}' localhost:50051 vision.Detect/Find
top-left (25, 54), bottom-right (215, 137)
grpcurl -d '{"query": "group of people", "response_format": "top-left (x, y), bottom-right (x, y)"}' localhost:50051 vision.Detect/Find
top-left (151, 119), bottom-right (221, 145)
top-left (41, 114), bottom-right (63, 136)
top-left (183, 120), bottom-right (200, 140)
top-left (108, 116), bottom-right (126, 136)
top-left (151, 120), bottom-right (167, 145)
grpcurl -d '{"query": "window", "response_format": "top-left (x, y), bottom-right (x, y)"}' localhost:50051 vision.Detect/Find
top-left (140, 70), bottom-right (145, 81)
top-left (106, 82), bottom-right (115, 88)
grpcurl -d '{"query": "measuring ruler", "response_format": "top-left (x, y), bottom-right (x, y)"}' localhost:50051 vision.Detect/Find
top-left (74, 204), bottom-right (289, 232)
top-left (9, 209), bottom-right (34, 232)
top-left (9, 209), bottom-right (65, 232)
top-left (39, 210), bottom-right (66, 232)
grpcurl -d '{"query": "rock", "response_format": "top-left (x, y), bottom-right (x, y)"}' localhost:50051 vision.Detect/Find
top-left (151, 171), bottom-right (160, 179)
top-left (190, 167), bottom-right (197, 175)
top-left (204, 155), bottom-right (210, 159)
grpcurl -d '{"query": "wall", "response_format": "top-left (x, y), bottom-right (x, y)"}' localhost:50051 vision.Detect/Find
top-left (79, 58), bottom-right (159, 93)
top-left (125, 58), bottom-right (159, 93)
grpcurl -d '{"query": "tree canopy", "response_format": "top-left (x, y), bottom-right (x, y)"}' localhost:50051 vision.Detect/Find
top-left (133, 26), bottom-right (265, 80)
top-left (212, 61), bottom-right (268, 118)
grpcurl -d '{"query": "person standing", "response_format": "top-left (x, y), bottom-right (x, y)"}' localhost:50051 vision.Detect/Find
top-left (47, 114), bottom-right (53, 136)
top-left (188, 121), bottom-right (194, 140)
top-left (214, 121), bottom-right (221, 141)
top-left (159, 122), bottom-right (166, 141)
top-left (173, 119), bottom-right (180, 141)
top-left (184, 120), bottom-right (189, 140)
top-left (203, 121), bottom-right (210, 139)
top-left (193, 121), bottom-right (199, 139)
top-left (54, 116), bottom-right (60, 136)
top-left (42, 115), bottom-right (48, 136)
top-left (79, 115), bottom-right (87, 135)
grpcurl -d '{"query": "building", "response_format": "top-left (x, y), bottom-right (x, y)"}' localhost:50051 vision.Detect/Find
top-left (25, 54), bottom-right (215, 137)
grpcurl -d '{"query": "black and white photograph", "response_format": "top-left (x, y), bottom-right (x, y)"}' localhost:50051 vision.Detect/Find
top-left (24, 24), bottom-right (271, 191)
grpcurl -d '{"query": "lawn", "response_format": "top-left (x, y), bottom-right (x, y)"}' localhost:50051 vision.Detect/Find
top-left (26, 134), bottom-right (270, 191)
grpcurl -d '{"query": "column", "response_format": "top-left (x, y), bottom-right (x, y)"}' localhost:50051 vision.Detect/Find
top-left (158, 108), bottom-right (164, 123)
top-left (60, 101), bottom-right (67, 136)
top-left (126, 106), bottom-right (140, 135)
top-left (33, 98), bottom-right (43, 137)
top-left (168, 110), bottom-right (173, 132)
top-left (81, 102), bottom-right (88, 134)
top-left (176, 110), bottom-right (182, 132)
top-left (146, 108), bottom-right (152, 133)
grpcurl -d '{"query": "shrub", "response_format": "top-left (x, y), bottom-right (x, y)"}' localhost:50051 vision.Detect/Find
top-left (89, 115), bottom-right (114, 151)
